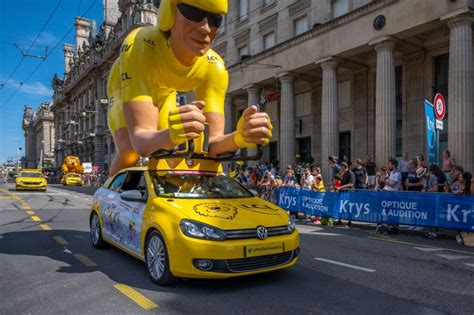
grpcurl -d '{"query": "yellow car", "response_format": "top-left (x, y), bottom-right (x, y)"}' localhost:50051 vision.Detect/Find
top-left (15, 169), bottom-right (47, 191)
top-left (89, 158), bottom-right (299, 285)
top-left (61, 173), bottom-right (84, 186)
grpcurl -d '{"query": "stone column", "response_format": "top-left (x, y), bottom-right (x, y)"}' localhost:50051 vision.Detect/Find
top-left (447, 14), bottom-right (474, 172)
top-left (318, 57), bottom-right (339, 181)
top-left (277, 73), bottom-right (296, 170)
top-left (371, 37), bottom-right (397, 167)
top-left (245, 85), bottom-right (261, 166)
top-left (224, 95), bottom-right (234, 134)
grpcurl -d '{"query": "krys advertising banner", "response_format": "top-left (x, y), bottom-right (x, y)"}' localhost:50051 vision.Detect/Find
top-left (424, 100), bottom-right (438, 164)
top-left (276, 187), bottom-right (474, 232)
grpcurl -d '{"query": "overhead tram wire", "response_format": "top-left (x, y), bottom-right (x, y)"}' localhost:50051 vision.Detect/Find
top-left (0, 0), bottom-right (63, 90)
top-left (0, 0), bottom-right (98, 108)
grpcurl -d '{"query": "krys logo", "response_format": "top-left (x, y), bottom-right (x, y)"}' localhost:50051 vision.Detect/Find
top-left (339, 200), bottom-right (370, 217)
top-left (278, 193), bottom-right (297, 208)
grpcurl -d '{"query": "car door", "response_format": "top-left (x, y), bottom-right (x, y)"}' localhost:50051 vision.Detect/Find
top-left (99, 171), bottom-right (126, 242)
top-left (114, 171), bottom-right (148, 256)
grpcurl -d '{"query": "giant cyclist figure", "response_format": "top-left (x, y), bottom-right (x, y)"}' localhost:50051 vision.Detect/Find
top-left (107, 0), bottom-right (273, 175)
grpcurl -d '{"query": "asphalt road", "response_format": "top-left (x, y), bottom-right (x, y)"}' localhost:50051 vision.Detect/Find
top-left (1, 183), bottom-right (473, 314)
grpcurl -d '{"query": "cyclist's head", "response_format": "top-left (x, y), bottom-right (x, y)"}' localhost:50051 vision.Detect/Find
top-left (159, 0), bottom-right (227, 32)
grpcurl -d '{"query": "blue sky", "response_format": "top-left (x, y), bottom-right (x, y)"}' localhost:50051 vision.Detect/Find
top-left (0, 0), bottom-right (103, 163)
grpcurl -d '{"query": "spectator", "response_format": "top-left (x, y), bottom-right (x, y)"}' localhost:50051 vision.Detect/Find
top-left (442, 150), bottom-right (455, 183)
top-left (301, 167), bottom-right (314, 189)
top-left (247, 168), bottom-right (257, 190)
top-left (417, 167), bottom-right (438, 192)
top-left (429, 164), bottom-right (447, 193)
top-left (400, 153), bottom-right (409, 190)
top-left (375, 167), bottom-right (388, 191)
top-left (365, 156), bottom-right (377, 189)
top-left (405, 159), bottom-right (423, 191)
top-left (337, 162), bottom-right (355, 191)
top-left (352, 159), bottom-right (367, 190)
top-left (327, 156), bottom-right (340, 187)
top-left (416, 154), bottom-right (427, 168)
top-left (452, 172), bottom-right (472, 196)
top-left (383, 159), bottom-right (401, 191)
top-left (257, 171), bottom-right (272, 200)
top-left (312, 174), bottom-right (325, 192)
top-left (448, 165), bottom-right (464, 192)
top-left (282, 167), bottom-right (297, 187)
top-left (332, 174), bottom-right (342, 192)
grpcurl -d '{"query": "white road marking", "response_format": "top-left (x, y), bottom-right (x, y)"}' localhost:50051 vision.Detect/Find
top-left (311, 232), bottom-right (342, 236)
top-left (14, 192), bottom-right (68, 196)
top-left (465, 263), bottom-right (474, 268)
top-left (413, 246), bottom-right (444, 252)
top-left (314, 258), bottom-right (376, 272)
top-left (436, 254), bottom-right (472, 260)
top-left (63, 248), bottom-right (72, 254)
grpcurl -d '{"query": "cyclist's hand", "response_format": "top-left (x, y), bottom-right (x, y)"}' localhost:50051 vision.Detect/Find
top-left (168, 101), bottom-right (206, 145)
top-left (234, 105), bottom-right (273, 149)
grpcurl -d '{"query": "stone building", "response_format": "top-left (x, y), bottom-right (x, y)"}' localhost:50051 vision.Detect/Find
top-left (51, 0), bottom-right (159, 171)
top-left (21, 103), bottom-right (55, 168)
top-left (216, 0), bottom-right (474, 178)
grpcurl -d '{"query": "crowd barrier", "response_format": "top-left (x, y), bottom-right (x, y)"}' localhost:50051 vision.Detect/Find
top-left (275, 187), bottom-right (474, 232)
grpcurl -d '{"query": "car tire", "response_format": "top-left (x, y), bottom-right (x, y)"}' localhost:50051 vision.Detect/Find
top-left (90, 212), bottom-right (107, 249)
top-left (145, 230), bottom-right (176, 285)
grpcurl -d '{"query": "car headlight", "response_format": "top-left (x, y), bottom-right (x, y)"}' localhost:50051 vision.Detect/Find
top-left (288, 216), bottom-right (296, 233)
top-left (179, 219), bottom-right (226, 241)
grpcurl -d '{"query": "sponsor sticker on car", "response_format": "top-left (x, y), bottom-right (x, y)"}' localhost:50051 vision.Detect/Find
top-left (245, 242), bottom-right (284, 258)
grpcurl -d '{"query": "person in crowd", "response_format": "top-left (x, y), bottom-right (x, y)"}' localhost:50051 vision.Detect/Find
top-left (383, 159), bottom-right (401, 191)
top-left (405, 159), bottom-right (423, 191)
top-left (416, 154), bottom-right (427, 168)
top-left (417, 167), bottom-right (438, 192)
top-left (365, 156), bottom-right (377, 190)
top-left (332, 174), bottom-right (342, 192)
top-left (257, 171), bottom-right (272, 200)
top-left (235, 166), bottom-right (248, 185)
top-left (352, 159), bottom-right (367, 190)
top-left (400, 152), bottom-right (410, 190)
top-left (247, 167), bottom-right (257, 190)
top-left (301, 167), bottom-right (314, 189)
top-left (442, 150), bottom-right (455, 184)
top-left (452, 171), bottom-right (472, 196)
top-left (375, 167), bottom-right (388, 191)
top-left (312, 174), bottom-right (325, 192)
top-left (335, 162), bottom-right (355, 227)
top-left (327, 156), bottom-right (340, 187)
top-left (429, 164), bottom-right (447, 193)
top-left (447, 165), bottom-right (464, 192)
top-left (282, 166), bottom-right (297, 187)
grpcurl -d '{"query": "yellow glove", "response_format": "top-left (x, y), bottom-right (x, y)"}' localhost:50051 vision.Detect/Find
top-left (168, 102), bottom-right (206, 145)
top-left (234, 106), bottom-right (273, 149)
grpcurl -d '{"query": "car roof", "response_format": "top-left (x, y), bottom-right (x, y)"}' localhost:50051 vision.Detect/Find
top-left (21, 169), bottom-right (41, 172)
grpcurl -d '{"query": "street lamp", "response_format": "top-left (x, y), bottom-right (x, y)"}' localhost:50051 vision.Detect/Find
top-left (17, 147), bottom-right (22, 174)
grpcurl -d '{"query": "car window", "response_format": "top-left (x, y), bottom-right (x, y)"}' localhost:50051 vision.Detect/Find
top-left (20, 172), bottom-right (43, 178)
top-left (150, 172), bottom-right (253, 199)
top-left (109, 173), bottom-right (126, 192)
top-left (121, 171), bottom-right (147, 196)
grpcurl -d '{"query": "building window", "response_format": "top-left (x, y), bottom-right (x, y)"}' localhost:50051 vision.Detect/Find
top-left (338, 81), bottom-right (351, 109)
top-left (238, 45), bottom-right (249, 59)
top-left (238, 0), bottom-right (249, 21)
top-left (294, 16), bottom-right (308, 36)
top-left (263, 32), bottom-right (275, 50)
top-left (297, 137), bottom-right (312, 163)
top-left (269, 142), bottom-right (278, 164)
top-left (332, 0), bottom-right (349, 19)
top-left (263, 0), bottom-right (274, 6)
top-left (339, 132), bottom-right (351, 162)
top-left (395, 66), bottom-right (403, 158)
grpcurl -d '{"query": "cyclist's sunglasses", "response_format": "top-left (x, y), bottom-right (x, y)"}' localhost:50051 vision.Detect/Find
top-left (177, 3), bottom-right (223, 28)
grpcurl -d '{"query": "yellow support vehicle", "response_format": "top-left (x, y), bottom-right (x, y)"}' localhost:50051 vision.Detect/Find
top-left (15, 169), bottom-right (47, 191)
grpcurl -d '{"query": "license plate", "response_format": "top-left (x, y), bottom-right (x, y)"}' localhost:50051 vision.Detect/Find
top-left (245, 242), bottom-right (284, 257)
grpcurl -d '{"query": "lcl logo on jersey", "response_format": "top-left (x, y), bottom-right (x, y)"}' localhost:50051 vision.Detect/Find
top-left (121, 73), bottom-right (132, 81)
top-left (120, 44), bottom-right (133, 53)
top-left (144, 38), bottom-right (156, 48)
top-left (207, 55), bottom-right (219, 64)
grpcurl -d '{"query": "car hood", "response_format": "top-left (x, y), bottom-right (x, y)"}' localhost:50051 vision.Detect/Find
top-left (18, 176), bottom-right (45, 182)
top-left (156, 197), bottom-right (289, 230)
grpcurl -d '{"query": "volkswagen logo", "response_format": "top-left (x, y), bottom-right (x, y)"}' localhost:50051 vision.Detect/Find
top-left (256, 226), bottom-right (268, 240)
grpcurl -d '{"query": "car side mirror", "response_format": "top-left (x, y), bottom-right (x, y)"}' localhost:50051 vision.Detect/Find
top-left (121, 190), bottom-right (146, 203)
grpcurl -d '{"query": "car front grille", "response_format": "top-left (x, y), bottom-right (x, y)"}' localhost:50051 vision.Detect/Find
top-left (224, 225), bottom-right (290, 240)
top-left (193, 248), bottom-right (299, 273)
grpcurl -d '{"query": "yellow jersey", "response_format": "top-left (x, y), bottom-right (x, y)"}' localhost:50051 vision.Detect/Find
top-left (107, 26), bottom-right (228, 134)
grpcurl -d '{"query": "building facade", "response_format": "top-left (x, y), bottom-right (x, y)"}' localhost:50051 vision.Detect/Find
top-left (51, 0), bottom-right (159, 171)
top-left (21, 103), bottom-right (55, 169)
top-left (215, 0), bottom-right (474, 179)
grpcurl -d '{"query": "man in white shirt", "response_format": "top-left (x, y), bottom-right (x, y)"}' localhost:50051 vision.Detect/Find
top-left (301, 167), bottom-right (314, 189)
top-left (384, 159), bottom-right (401, 191)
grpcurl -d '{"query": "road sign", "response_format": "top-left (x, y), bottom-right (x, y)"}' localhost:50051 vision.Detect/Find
top-left (434, 93), bottom-right (446, 120)
top-left (436, 119), bottom-right (443, 131)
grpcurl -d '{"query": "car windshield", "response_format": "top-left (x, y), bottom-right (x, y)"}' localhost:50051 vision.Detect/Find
top-left (69, 174), bottom-right (81, 178)
top-left (20, 172), bottom-right (42, 178)
top-left (150, 172), bottom-right (253, 199)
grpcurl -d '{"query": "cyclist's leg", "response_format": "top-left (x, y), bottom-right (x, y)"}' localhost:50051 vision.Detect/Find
top-left (110, 127), bottom-right (140, 176)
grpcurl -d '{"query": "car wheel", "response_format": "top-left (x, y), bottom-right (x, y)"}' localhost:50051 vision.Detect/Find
top-left (145, 231), bottom-right (176, 285)
top-left (90, 212), bottom-right (107, 249)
